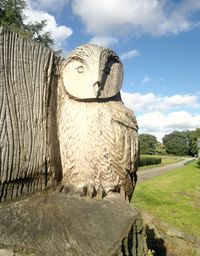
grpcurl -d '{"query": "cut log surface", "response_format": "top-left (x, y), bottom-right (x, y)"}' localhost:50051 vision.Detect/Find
top-left (0, 27), bottom-right (57, 202)
top-left (0, 192), bottom-right (147, 256)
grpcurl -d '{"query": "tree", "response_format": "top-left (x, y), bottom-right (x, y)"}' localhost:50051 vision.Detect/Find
top-left (155, 142), bottom-right (167, 155)
top-left (139, 133), bottom-right (158, 155)
top-left (0, 0), bottom-right (53, 48)
top-left (188, 128), bottom-right (200, 156)
top-left (162, 131), bottom-right (190, 156)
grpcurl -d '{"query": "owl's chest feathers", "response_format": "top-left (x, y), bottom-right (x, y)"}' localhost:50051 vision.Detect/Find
top-left (58, 99), bottom-right (114, 181)
top-left (58, 99), bottom-right (109, 162)
top-left (57, 97), bottom-right (137, 193)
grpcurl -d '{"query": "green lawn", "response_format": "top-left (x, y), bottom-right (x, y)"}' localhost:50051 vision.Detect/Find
top-left (160, 155), bottom-right (185, 164)
top-left (139, 155), bottom-right (183, 170)
top-left (132, 161), bottom-right (200, 238)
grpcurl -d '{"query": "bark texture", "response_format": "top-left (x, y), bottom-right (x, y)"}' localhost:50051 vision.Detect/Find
top-left (0, 27), bottom-right (59, 202)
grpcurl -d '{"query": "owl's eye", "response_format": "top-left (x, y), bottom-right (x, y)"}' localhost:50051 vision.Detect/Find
top-left (76, 66), bottom-right (84, 73)
top-left (104, 67), bottom-right (111, 75)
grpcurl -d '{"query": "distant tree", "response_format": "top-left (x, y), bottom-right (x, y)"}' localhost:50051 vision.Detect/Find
top-left (139, 133), bottom-right (158, 155)
top-left (162, 131), bottom-right (190, 156)
top-left (0, 0), bottom-right (53, 48)
top-left (155, 142), bottom-right (167, 155)
top-left (188, 128), bottom-right (200, 156)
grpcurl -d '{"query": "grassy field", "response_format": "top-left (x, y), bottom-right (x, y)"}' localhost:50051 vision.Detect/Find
top-left (160, 155), bottom-right (185, 164)
top-left (132, 161), bottom-right (200, 238)
top-left (139, 155), bottom-right (184, 170)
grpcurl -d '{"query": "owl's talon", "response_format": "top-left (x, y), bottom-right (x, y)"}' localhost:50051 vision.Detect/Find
top-left (54, 183), bottom-right (64, 193)
top-left (60, 183), bottom-right (99, 198)
top-left (95, 188), bottom-right (107, 199)
top-left (78, 183), bottom-right (97, 198)
top-left (56, 184), bottom-right (74, 195)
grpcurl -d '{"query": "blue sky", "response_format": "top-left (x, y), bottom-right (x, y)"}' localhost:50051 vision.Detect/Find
top-left (25, 0), bottom-right (200, 141)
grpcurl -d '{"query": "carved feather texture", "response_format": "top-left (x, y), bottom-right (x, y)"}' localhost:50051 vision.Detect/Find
top-left (58, 92), bottom-right (138, 199)
top-left (58, 44), bottom-right (139, 199)
top-left (62, 44), bottom-right (120, 71)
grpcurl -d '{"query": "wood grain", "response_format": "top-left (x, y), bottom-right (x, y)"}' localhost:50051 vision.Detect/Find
top-left (0, 27), bottom-right (59, 201)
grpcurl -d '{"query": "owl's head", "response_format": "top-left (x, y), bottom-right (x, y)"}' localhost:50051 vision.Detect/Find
top-left (61, 44), bottom-right (123, 99)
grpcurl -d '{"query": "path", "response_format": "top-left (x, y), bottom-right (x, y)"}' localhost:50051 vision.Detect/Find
top-left (137, 158), bottom-right (193, 182)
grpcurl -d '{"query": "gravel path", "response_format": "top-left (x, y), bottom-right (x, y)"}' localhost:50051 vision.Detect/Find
top-left (137, 158), bottom-right (193, 182)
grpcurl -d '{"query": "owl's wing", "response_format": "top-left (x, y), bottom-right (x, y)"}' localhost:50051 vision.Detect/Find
top-left (102, 102), bottom-right (139, 199)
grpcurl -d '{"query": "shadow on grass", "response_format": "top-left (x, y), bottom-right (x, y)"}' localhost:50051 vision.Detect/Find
top-left (146, 226), bottom-right (167, 256)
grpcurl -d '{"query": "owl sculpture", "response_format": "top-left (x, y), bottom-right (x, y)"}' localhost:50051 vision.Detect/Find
top-left (57, 44), bottom-right (138, 200)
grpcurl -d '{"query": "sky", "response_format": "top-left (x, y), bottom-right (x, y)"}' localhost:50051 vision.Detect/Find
top-left (25, 0), bottom-right (200, 141)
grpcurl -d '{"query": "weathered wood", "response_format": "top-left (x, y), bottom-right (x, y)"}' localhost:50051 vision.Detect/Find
top-left (58, 44), bottom-right (138, 200)
top-left (0, 27), bottom-right (59, 201)
top-left (0, 192), bottom-right (148, 256)
top-left (61, 44), bottom-right (123, 99)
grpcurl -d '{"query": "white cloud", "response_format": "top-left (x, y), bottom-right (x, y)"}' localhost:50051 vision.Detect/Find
top-left (162, 94), bottom-right (199, 108)
top-left (121, 91), bottom-right (200, 112)
top-left (141, 75), bottom-right (152, 84)
top-left (71, 0), bottom-right (200, 38)
top-left (122, 92), bottom-right (156, 112)
top-left (121, 91), bottom-right (200, 141)
top-left (29, 0), bottom-right (69, 13)
top-left (120, 49), bottom-right (140, 61)
top-left (24, 5), bottom-right (73, 49)
top-left (137, 111), bottom-right (200, 141)
top-left (89, 36), bottom-right (118, 47)
top-left (138, 111), bottom-right (200, 130)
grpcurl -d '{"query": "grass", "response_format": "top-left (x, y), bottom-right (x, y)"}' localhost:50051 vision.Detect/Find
top-left (132, 161), bottom-right (200, 238)
top-left (139, 155), bottom-right (183, 170)
top-left (161, 155), bottom-right (185, 164)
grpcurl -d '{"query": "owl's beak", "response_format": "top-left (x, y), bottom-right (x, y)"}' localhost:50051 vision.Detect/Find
top-left (93, 81), bottom-right (101, 98)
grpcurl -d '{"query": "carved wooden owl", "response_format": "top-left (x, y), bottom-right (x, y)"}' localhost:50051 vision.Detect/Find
top-left (57, 44), bottom-right (138, 200)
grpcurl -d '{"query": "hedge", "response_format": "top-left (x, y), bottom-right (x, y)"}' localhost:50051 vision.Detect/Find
top-left (139, 156), bottom-right (162, 167)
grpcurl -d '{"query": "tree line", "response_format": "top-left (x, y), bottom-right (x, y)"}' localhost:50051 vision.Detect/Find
top-left (139, 128), bottom-right (200, 156)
